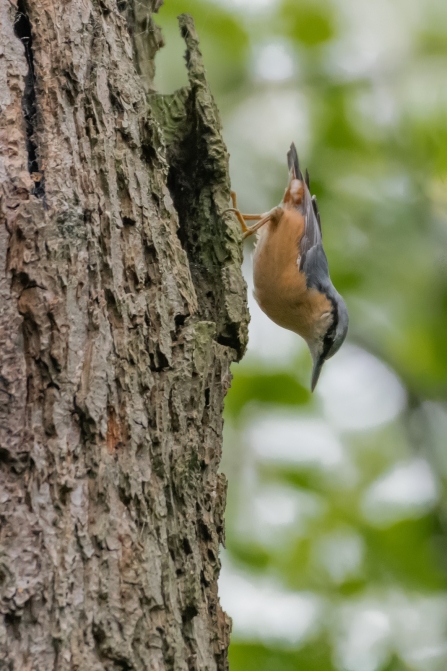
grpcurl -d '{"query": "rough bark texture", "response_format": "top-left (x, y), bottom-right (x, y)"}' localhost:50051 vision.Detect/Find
top-left (0, 2), bottom-right (248, 669)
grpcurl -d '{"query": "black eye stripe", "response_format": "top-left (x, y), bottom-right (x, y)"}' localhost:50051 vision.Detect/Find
top-left (322, 296), bottom-right (338, 359)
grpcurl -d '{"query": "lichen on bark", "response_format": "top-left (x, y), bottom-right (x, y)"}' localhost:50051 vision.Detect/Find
top-left (0, 2), bottom-right (248, 669)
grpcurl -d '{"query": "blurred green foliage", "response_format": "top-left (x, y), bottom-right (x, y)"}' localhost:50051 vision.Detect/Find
top-left (230, 640), bottom-right (336, 671)
top-left (226, 369), bottom-right (310, 419)
top-left (280, 1), bottom-right (336, 46)
top-left (154, 0), bottom-right (447, 669)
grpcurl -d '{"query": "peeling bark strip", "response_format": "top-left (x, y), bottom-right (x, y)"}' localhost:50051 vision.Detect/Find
top-left (0, 2), bottom-right (248, 670)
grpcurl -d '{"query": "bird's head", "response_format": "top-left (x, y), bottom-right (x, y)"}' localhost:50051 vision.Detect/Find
top-left (307, 290), bottom-right (349, 391)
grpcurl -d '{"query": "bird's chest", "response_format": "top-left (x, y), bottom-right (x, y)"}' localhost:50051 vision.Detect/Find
top-left (252, 211), bottom-right (310, 333)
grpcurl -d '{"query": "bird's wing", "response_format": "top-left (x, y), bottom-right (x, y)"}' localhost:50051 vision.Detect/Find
top-left (287, 143), bottom-right (329, 289)
top-left (298, 178), bottom-right (329, 290)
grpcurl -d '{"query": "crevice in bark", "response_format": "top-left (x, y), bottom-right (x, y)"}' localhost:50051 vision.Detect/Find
top-left (13, 0), bottom-right (44, 198)
top-left (166, 124), bottom-right (244, 354)
top-left (151, 16), bottom-right (248, 359)
top-left (217, 323), bottom-right (243, 350)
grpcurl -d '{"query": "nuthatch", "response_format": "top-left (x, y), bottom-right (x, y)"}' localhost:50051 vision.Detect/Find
top-left (227, 143), bottom-right (348, 391)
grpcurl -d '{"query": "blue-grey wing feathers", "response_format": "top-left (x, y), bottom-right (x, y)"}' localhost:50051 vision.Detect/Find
top-left (288, 144), bottom-right (327, 290)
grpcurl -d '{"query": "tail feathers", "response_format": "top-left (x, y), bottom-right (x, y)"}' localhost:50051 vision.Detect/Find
top-left (305, 168), bottom-right (310, 189)
top-left (312, 195), bottom-right (322, 234)
top-left (287, 143), bottom-right (303, 181)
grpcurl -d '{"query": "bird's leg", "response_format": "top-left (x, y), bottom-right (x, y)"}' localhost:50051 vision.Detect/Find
top-left (230, 191), bottom-right (263, 220)
top-left (226, 207), bottom-right (252, 234)
top-left (225, 191), bottom-right (264, 235)
top-left (241, 212), bottom-right (272, 239)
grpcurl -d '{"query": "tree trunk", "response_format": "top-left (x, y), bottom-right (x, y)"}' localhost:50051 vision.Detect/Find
top-left (0, 2), bottom-right (248, 669)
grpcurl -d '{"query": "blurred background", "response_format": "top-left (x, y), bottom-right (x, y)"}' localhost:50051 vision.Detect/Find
top-left (154, 1), bottom-right (447, 669)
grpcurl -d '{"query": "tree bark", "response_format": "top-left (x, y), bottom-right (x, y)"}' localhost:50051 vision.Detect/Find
top-left (0, 2), bottom-right (248, 669)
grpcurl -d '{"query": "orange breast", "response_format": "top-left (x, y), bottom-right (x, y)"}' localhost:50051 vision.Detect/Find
top-left (252, 208), bottom-right (331, 341)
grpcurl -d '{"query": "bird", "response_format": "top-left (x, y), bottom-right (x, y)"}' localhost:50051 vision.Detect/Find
top-left (226, 143), bottom-right (348, 391)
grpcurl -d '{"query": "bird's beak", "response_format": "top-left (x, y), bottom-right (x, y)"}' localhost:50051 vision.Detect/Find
top-left (311, 356), bottom-right (324, 392)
